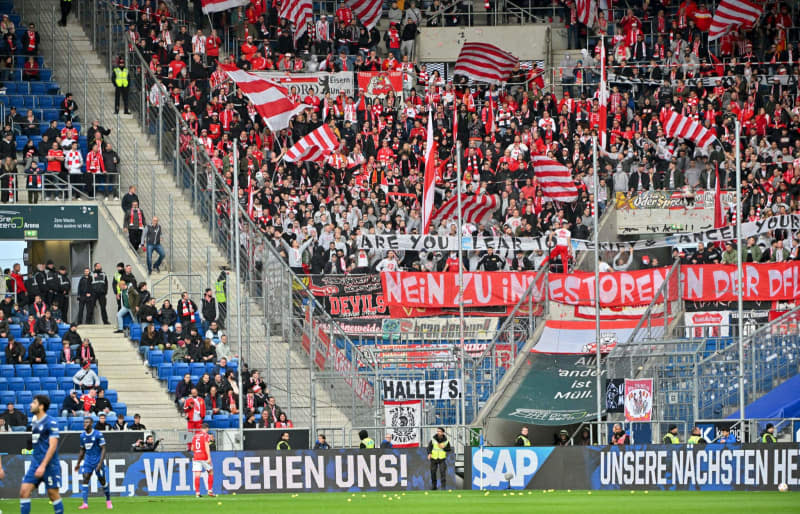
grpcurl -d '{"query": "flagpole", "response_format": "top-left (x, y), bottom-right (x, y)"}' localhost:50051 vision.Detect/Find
top-left (456, 140), bottom-right (466, 428)
top-left (593, 135), bottom-right (602, 432)
top-left (735, 120), bottom-right (745, 428)
top-left (233, 139), bottom-right (245, 450)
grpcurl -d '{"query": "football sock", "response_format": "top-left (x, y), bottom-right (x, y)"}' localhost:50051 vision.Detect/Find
top-left (21, 498), bottom-right (31, 514)
top-left (53, 498), bottom-right (64, 514)
top-left (103, 481), bottom-right (111, 500)
top-left (207, 473), bottom-right (214, 493)
top-left (81, 483), bottom-right (89, 504)
top-left (194, 476), bottom-right (201, 493)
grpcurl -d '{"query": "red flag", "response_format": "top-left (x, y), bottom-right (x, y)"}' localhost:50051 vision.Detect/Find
top-left (598, 36), bottom-right (608, 149)
top-left (714, 163), bottom-right (724, 229)
top-left (454, 42), bottom-right (518, 85)
top-left (422, 110), bottom-right (437, 234)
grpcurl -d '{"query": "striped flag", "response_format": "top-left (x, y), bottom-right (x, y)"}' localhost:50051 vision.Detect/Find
top-left (430, 193), bottom-right (499, 228)
top-left (708, 0), bottom-right (762, 42)
top-left (284, 124), bottom-right (339, 163)
top-left (201, 0), bottom-right (249, 14)
top-left (660, 110), bottom-right (718, 149)
top-left (598, 36), bottom-right (608, 149)
top-left (454, 42), bottom-right (518, 85)
top-left (576, 0), bottom-right (596, 27)
top-left (346, 0), bottom-right (383, 30)
top-left (221, 64), bottom-right (309, 132)
top-left (532, 156), bottom-right (578, 202)
top-left (279, 0), bottom-right (312, 45)
top-left (422, 110), bottom-right (437, 234)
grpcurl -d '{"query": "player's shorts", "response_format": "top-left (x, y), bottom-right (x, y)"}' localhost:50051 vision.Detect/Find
top-left (22, 461), bottom-right (62, 489)
top-left (192, 460), bottom-right (212, 473)
top-left (80, 462), bottom-right (106, 479)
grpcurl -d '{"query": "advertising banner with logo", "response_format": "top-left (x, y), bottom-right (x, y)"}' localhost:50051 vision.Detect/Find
top-left (683, 311), bottom-right (731, 338)
top-left (357, 71), bottom-right (403, 98)
top-left (384, 400), bottom-right (422, 448)
top-left (466, 444), bottom-right (800, 491)
top-left (532, 319), bottom-right (643, 354)
top-left (304, 274), bottom-right (387, 319)
top-left (253, 71), bottom-right (355, 96)
top-left (0, 205), bottom-right (98, 240)
top-left (0, 449), bottom-right (452, 497)
top-left (381, 317), bottom-right (499, 341)
top-left (623, 379), bottom-right (653, 422)
top-left (498, 353), bottom-right (603, 425)
top-left (615, 190), bottom-right (735, 235)
top-left (382, 379), bottom-right (462, 401)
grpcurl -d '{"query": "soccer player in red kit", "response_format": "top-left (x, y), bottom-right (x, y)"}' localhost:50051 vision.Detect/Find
top-left (184, 387), bottom-right (206, 434)
top-left (192, 424), bottom-right (215, 497)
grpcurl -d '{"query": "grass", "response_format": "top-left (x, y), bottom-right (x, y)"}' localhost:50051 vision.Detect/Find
top-left (0, 489), bottom-right (795, 513)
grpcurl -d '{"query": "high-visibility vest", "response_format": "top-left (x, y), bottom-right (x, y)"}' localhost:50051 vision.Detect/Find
top-left (114, 67), bottom-right (129, 87)
top-left (113, 271), bottom-right (122, 294)
top-left (761, 433), bottom-right (777, 443)
top-left (516, 435), bottom-right (531, 446)
top-left (214, 279), bottom-right (226, 303)
top-left (277, 440), bottom-right (291, 450)
top-left (361, 437), bottom-right (375, 449)
top-left (687, 435), bottom-right (703, 444)
top-left (663, 433), bottom-right (680, 444)
top-left (431, 437), bottom-right (448, 459)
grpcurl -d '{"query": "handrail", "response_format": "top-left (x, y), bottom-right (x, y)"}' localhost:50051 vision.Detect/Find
top-left (620, 258), bottom-right (681, 347)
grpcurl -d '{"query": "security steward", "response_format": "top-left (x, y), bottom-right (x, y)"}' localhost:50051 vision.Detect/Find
top-left (761, 423), bottom-right (777, 443)
top-left (214, 268), bottom-right (228, 329)
top-left (112, 262), bottom-right (124, 310)
top-left (90, 262), bottom-right (110, 325)
top-left (515, 426), bottom-right (531, 446)
top-left (276, 431), bottom-right (291, 450)
top-left (112, 57), bottom-right (130, 115)
top-left (55, 266), bottom-right (71, 321)
top-left (477, 247), bottom-right (503, 271)
top-left (358, 429), bottom-right (375, 449)
top-left (663, 424), bottom-right (680, 444)
top-left (75, 267), bottom-right (93, 325)
top-left (44, 260), bottom-right (58, 306)
top-left (427, 427), bottom-right (451, 490)
top-left (687, 426), bottom-right (706, 445)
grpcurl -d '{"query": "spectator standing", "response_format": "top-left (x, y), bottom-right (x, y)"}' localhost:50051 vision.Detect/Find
top-left (102, 142), bottom-right (120, 199)
top-left (380, 433), bottom-right (393, 448)
top-left (141, 216), bottom-right (165, 275)
top-left (90, 262), bottom-right (110, 325)
top-left (611, 424), bottom-right (631, 444)
top-left (112, 57), bottom-right (130, 115)
top-left (314, 434), bottom-right (330, 449)
top-left (114, 280), bottom-right (135, 333)
top-left (21, 23), bottom-right (39, 55)
top-left (59, 0), bottom-right (72, 26)
top-left (121, 185), bottom-right (138, 214)
top-left (515, 426), bottom-right (531, 446)
top-left (75, 267), bottom-right (93, 325)
top-left (124, 201), bottom-right (145, 249)
top-left (427, 427), bottom-right (451, 490)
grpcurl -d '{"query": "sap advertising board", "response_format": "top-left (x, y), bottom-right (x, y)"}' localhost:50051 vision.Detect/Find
top-left (469, 445), bottom-right (800, 491)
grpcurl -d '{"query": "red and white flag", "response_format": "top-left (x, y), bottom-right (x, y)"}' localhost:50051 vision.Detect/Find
top-left (576, 0), bottom-right (596, 27)
top-left (430, 193), bottom-right (499, 228)
top-left (221, 64), bottom-right (309, 132)
top-left (708, 0), bottom-right (762, 42)
top-left (284, 124), bottom-right (339, 163)
top-left (279, 0), bottom-right (312, 44)
top-left (598, 36), bottom-right (608, 149)
top-left (422, 110), bottom-right (437, 234)
top-left (346, 0), bottom-right (383, 30)
top-left (201, 0), bottom-right (249, 14)
top-left (454, 42), bottom-right (517, 85)
top-left (660, 110), bottom-right (718, 149)
top-left (532, 155), bottom-right (578, 202)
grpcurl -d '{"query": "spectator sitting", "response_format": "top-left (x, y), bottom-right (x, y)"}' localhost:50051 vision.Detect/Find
top-left (243, 413), bottom-right (257, 429)
top-left (172, 337), bottom-right (192, 363)
top-left (22, 56), bottom-right (40, 81)
top-left (77, 338), bottom-right (97, 365)
top-left (174, 373), bottom-right (193, 408)
top-left (140, 324), bottom-right (161, 351)
top-left (95, 413), bottom-right (112, 430)
top-left (132, 434), bottom-right (161, 451)
top-left (26, 336), bottom-right (47, 364)
top-left (205, 385), bottom-right (224, 416)
top-left (5, 337), bottom-right (25, 364)
top-left (204, 321), bottom-right (223, 344)
top-left (129, 414), bottom-right (146, 430)
top-left (158, 300), bottom-right (178, 327)
top-left (34, 309), bottom-right (57, 336)
top-left (314, 434), bottom-right (331, 449)
top-left (257, 410), bottom-right (272, 428)
top-left (73, 362), bottom-right (100, 391)
top-left (63, 323), bottom-right (82, 347)
top-left (195, 373), bottom-right (213, 397)
top-left (112, 414), bottom-right (127, 430)
top-left (212, 357), bottom-right (231, 378)
top-left (274, 412), bottom-right (293, 428)
top-left (1, 403), bottom-right (27, 431)
top-left (60, 390), bottom-right (82, 417)
top-left (157, 323), bottom-right (177, 349)
top-left (214, 334), bottom-right (234, 361)
top-left (21, 314), bottom-right (37, 337)
top-left (95, 388), bottom-right (116, 419)
top-left (200, 339), bottom-right (217, 363)
top-left (82, 388), bottom-right (97, 414)
top-left (138, 298), bottom-right (159, 328)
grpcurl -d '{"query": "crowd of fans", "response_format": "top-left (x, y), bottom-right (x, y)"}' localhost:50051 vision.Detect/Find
top-left (116, 0), bottom-right (800, 278)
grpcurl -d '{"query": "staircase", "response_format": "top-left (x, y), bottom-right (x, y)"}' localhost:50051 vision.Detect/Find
top-left (79, 325), bottom-right (184, 430)
top-left (31, 0), bottom-right (359, 437)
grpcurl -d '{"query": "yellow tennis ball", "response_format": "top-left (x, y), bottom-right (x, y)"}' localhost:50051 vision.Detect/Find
top-left (347, 499), bottom-right (352, 502)
top-left (484, 491), bottom-right (490, 496)
top-left (458, 494), bottom-right (462, 498)
top-left (217, 502), bottom-right (222, 506)
top-left (588, 491), bottom-right (592, 495)
top-left (644, 491), bottom-right (649, 494)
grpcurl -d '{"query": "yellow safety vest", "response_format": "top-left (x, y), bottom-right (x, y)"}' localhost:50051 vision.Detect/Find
top-left (516, 435), bottom-right (531, 446)
top-left (687, 435), bottom-right (702, 444)
top-left (114, 67), bottom-right (129, 87)
top-left (215, 279), bottom-right (226, 303)
top-left (361, 437), bottom-right (375, 449)
top-left (663, 433), bottom-right (680, 444)
top-left (430, 437), bottom-right (448, 459)
top-left (114, 271), bottom-right (122, 294)
top-left (277, 440), bottom-right (291, 450)
top-left (761, 433), bottom-right (777, 443)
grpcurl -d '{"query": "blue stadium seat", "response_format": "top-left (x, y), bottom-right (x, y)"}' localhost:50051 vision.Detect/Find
top-left (9, 325), bottom-right (21, 339)
top-left (45, 340), bottom-right (61, 353)
top-left (57, 324), bottom-right (69, 337)
top-left (47, 336), bottom-right (62, 346)
top-left (24, 377), bottom-right (41, 390)
top-left (0, 365), bottom-right (13, 378)
top-left (15, 364), bottom-right (32, 377)
top-left (32, 364), bottom-right (49, 377)
top-left (69, 419), bottom-right (84, 431)
top-left (15, 135), bottom-right (28, 151)
top-left (16, 391), bottom-right (32, 405)
top-left (157, 363), bottom-right (172, 379)
top-left (105, 390), bottom-right (118, 403)
top-left (45, 351), bottom-right (58, 363)
top-left (64, 363), bottom-right (80, 377)
top-left (49, 364), bottom-right (65, 377)
top-left (99, 377), bottom-right (108, 390)
top-left (167, 376), bottom-right (181, 392)
top-left (173, 363), bottom-right (189, 377)
top-left (41, 377), bottom-right (58, 390)
top-left (58, 376), bottom-right (74, 390)
top-left (113, 403), bottom-right (127, 416)
top-left (0, 391), bottom-right (14, 405)
top-left (51, 390), bottom-right (66, 406)
top-left (163, 350), bottom-right (174, 362)
top-left (8, 377), bottom-right (24, 391)
top-left (0, 377), bottom-right (6, 390)
top-left (189, 363), bottom-right (205, 377)
top-left (148, 351), bottom-right (164, 367)
top-left (55, 417), bottom-right (68, 431)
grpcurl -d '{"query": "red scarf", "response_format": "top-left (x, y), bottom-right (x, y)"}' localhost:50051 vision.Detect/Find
top-left (129, 208), bottom-right (143, 228)
top-left (82, 345), bottom-right (91, 363)
top-left (180, 299), bottom-right (193, 316)
top-left (33, 302), bottom-right (46, 318)
top-left (27, 31), bottom-right (36, 51)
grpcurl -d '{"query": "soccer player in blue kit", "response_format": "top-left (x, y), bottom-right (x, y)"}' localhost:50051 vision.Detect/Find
top-left (19, 394), bottom-right (64, 514)
top-left (75, 417), bottom-right (113, 509)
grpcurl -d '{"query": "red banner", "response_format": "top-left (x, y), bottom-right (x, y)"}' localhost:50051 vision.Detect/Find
top-left (682, 263), bottom-right (800, 302)
top-left (357, 71), bottom-right (403, 98)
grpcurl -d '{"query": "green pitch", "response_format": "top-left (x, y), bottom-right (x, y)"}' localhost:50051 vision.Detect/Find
top-left (0, 489), bottom-right (795, 513)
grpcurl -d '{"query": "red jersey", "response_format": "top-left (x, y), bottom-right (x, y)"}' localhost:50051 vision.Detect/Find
top-left (184, 396), bottom-right (206, 422)
top-left (191, 432), bottom-right (210, 461)
top-left (83, 395), bottom-right (96, 413)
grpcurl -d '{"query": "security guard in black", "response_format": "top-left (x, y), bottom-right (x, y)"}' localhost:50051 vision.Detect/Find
top-left (477, 247), bottom-right (503, 271)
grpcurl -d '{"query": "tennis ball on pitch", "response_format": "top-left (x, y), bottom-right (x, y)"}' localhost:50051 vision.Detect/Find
top-left (630, 490), bottom-right (635, 494)
top-left (457, 494), bottom-right (462, 498)
top-left (510, 492), bottom-right (515, 496)
top-left (588, 491), bottom-right (592, 495)
top-left (503, 493), bottom-right (507, 497)
top-left (644, 491), bottom-right (649, 494)
top-left (232, 492), bottom-right (236, 496)
top-left (567, 489), bottom-right (571, 493)
top-left (383, 494), bottom-right (387, 498)
top-left (424, 492), bottom-right (428, 496)
top-left (388, 497), bottom-right (393, 501)
top-left (484, 491), bottom-right (490, 496)
top-left (361, 495), bottom-right (366, 498)
top-left (217, 502), bottom-right (222, 506)
top-left (347, 499), bottom-right (352, 502)
top-left (528, 491), bottom-right (532, 495)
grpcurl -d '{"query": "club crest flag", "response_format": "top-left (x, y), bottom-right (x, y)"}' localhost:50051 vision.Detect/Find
top-left (624, 378), bottom-right (653, 422)
top-left (384, 399), bottom-right (422, 448)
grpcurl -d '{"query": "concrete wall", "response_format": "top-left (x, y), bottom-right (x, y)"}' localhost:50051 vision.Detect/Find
top-left (418, 24), bottom-right (565, 62)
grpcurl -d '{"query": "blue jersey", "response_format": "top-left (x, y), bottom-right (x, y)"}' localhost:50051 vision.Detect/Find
top-left (31, 414), bottom-right (60, 464)
top-left (80, 429), bottom-right (106, 467)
